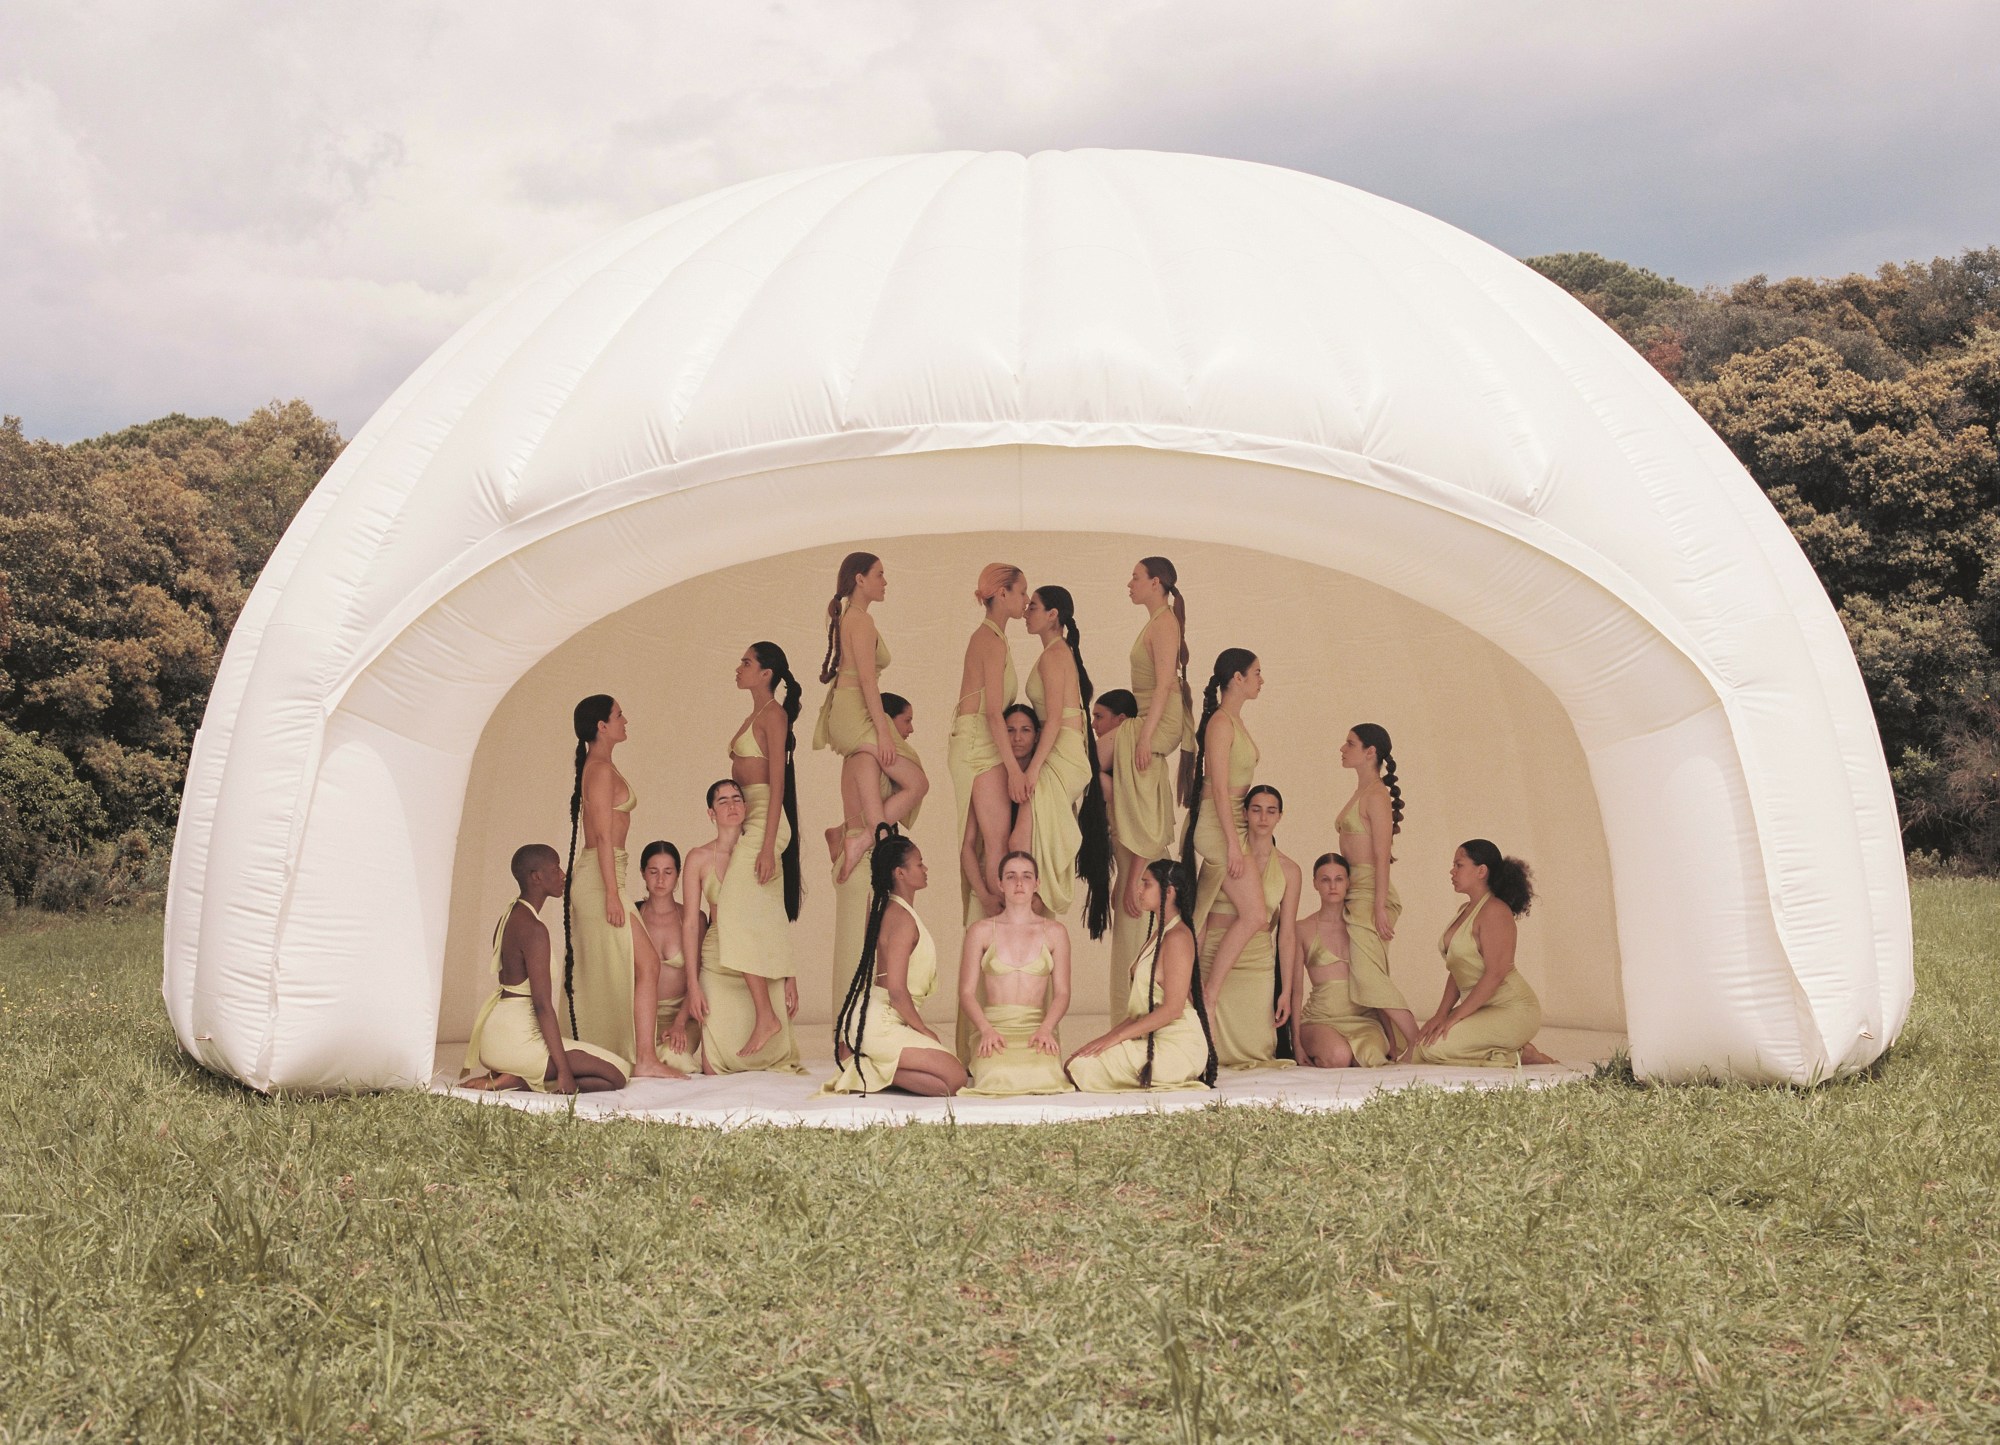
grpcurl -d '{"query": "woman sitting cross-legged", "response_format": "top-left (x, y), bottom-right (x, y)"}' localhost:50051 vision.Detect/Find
top-left (821, 827), bottom-right (968, 1097)
top-left (1411, 839), bottom-right (1560, 1068)
top-left (463, 844), bottom-right (635, 1093)
top-left (1065, 859), bottom-right (1218, 1092)
top-left (959, 852), bottom-right (1075, 1097)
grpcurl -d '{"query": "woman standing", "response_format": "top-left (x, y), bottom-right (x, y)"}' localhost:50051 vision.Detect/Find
top-left (1066, 859), bottom-right (1217, 1092)
top-left (1293, 853), bottom-right (1391, 1069)
top-left (823, 828), bottom-right (966, 1097)
top-left (681, 779), bottom-right (805, 1076)
top-left (1111, 558), bottom-right (1191, 922)
top-left (1179, 649), bottom-right (1268, 999)
top-left (1196, 783), bottom-right (1300, 1070)
top-left (1011, 586), bottom-right (1112, 936)
top-left (817, 552), bottom-right (928, 882)
top-left (561, 695), bottom-right (675, 1077)
top-left (958, 852), bottom-right (1074, 1097)
top-left (949, 564), bottom-right (1027, 921)
top-left (633, 840), bottom-right (702, 1074)
top-left (1336, 724), bottom-right (1420, 1059)
top-left (1412, 841), bottom-right (1559, 1067)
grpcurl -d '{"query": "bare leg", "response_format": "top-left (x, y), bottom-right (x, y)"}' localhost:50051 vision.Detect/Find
top-left (878, 753), bottom-right (929, 825)
top-left (891, 1047), bottom-right (967, 1097)
top-left (1116, 841), bottom-right (1148, 919)
top-left (462, 1072), bottom-right (526, 1091)
top-left (629, 922), bottom-right (678, 1078)
top-left (837, 752), bottom-right (884, 881)
top-left (742, 973), bottom-right (782, 1058)
top-left (1297, 1024), bottom-right (1353, 1070)
top-left (1204, 862), bottom-right (1269, 991)
top-left (1381, 1009), bottom-right (1422, 1061)
top-left (969, 766), bottom-right (1012, 911)
top-left (554, 1048), bottom-right (629, 1093)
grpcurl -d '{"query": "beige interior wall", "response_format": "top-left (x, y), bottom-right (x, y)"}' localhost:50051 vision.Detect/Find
top-left (441, 532), bottom-right (1624, 1042)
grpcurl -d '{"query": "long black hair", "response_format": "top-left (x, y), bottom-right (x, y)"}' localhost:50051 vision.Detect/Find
top-left (562, 693), bottom-right (615, 1038)
top-left (831, 824), bottom-right (919, 1094)
top-left (633, 839), bottom-right (681, 912)
top-left (1244, 783), bottom-right (1292, 1060)
top-left (1461, 838), bottom-right (1535, 916)
top-left (1351, 722), bottom-right (1405, 834)
top-left (750, 640), bottom-right (804, 920)
top-left (1035, 586), bottom-right (1113, 939)
top-left (1137, 857), bottom-right (1218, 1089)
top-left (1179, 648), bottom-right (1257, 879)
top-left (819, 551), bottom-right (879, 684)
top-left (1138, 556), bottom-right (1196, 804)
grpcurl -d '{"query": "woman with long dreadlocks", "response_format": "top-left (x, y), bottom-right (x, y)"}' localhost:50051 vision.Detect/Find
top-left (1009, 586), bottom-right (1113, 938)
top-left (1196, 783), bottom-right (1300, 1069)
top-left (1066, 858), bottom-right (1216, 1092)
top-left (830, 692), bottom-right (923, 992)
top-left (822, 827), bottom-right (966, 1096)
top-left (1180, 649), bottom-right (1269, 1012)
top-left (958, 852), bottom-right (1074, 1096)
top-left (560, 695), bottom-right (676, 1076)
top-left (1336, 723), bottom-right (1421, 1060)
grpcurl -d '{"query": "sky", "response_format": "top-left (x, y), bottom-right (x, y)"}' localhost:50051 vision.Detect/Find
top-left (6, 0), bottom-right (1998, 442)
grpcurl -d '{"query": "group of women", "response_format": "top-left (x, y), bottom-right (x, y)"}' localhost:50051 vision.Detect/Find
top-left (461, 551), bottom-right (1556, 1099)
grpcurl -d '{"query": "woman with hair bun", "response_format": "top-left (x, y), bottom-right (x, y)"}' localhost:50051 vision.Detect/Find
top-left (1293, 853), bottom-right (1391, 1069)
top-left (1411, 840), bottom-right (1559, 1067)
top-left (1011, 586), bottom-right (1113, 936)
top-left (1180, 648), bottom-right (1268, 998)
top-left (949, 563), bottom-right (1027, 920)
top-left (634, 840), bottom-right (702, 1073)
top-left (1197, 783), bottom-right (1300, 1070)
top-left (1112, 558), bottom-right (1191, 924)
top-left (1066, 859), bottom-right (1217, 1092)
top-left (817, 552), bottom-right (930, 883)
top-left (1336, 724), bottom-right (1421, 1060)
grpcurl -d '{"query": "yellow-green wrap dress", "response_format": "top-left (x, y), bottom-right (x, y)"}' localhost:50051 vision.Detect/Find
top-left (1300, 937), bottom-right (1390, 1068)
top-left (961, 940), bottom-right (1073, 1096)
top-left (718, 723), bottom-right (794, 982)
top-left (567, 784), bottom-right (640, 1061)
top-left (1111, 606), bottom-right (1186, 861)
top-left (821, 896), bottom-right (946, 1094)
top-left (949, 618), bottom-right (1019, 927)
top-left (699, 862), bottom-right (805, 1077)
top-left (813, 627), bottom-right (893, 756)
top-left (1190, 714), bottom-right (1258, 871)
top-left (1067, 917), bottom-right (1211, 1093)
top-left (1022, 654), bottom-right (1093, 917)
top-left (1196, 850), bottom-right (1293, 1070)
top-left (464, 899), bottom-right (630, 1088)
top-left (1411, 895), bottom-right (1543, 1067)
top-left (833, 738), bottom-right (925, 1005)
top-left (1337, 794), bottom-right (1410, 1013)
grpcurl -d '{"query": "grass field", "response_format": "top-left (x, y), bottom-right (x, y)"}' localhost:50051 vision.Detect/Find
top-left (1, 883), bottom-right (1995, 1443)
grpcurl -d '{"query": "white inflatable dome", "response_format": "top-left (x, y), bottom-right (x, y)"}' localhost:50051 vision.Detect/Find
top-left (163, 149), bottom-right (1910, 1090)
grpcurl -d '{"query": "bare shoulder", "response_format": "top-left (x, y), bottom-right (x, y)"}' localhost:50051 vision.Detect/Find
top-left (505, 904), bottom-right (546, 947)
top-left (1038, 917), bottom-right (1070, 946)
top-left (1278, 851), bottom-right (1302, 886)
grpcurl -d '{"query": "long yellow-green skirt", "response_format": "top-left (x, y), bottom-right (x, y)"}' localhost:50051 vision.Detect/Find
top-left (820, 987), bottom-right (949, 1094)
top-left (718, 783), bottom-right (793, 981)
top-left (962, 1002), bottom-right (1073, 1096)
top-left (1198, 914), bottom-right (1292, 1071)
top-left (1343, 864), bottom-right (1409, 1012)
top-left (567, 846), bottom-right (637, 1062)
top-left (1108, 855), bottom-right (1153, 1015)
top-left (949, 712), bottom-right (1005, 925)
top-left (813, 683), bottom-right (877, 756)
top-left (1300, 975), bottom-right (1390, 1068)
top-left (464, 989), bottom-right (630, 1090)
top-left (654, 991), bottom-right (703, 1074)
top-left (1410, 975), bottom-right (1543, 1067)
top-left (1025, 727), bottom-right (1091, 916)
top-left (1067, 1017), bottom-right (1209, 1092)
top-left (1110, 705), bottom-right (1183, 862)
top-left (698, 927), bottom-right (805, 1075)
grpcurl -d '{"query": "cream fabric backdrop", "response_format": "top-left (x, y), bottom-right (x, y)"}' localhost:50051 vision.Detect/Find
top-left (438, 531), bottom-right (1621, 1044)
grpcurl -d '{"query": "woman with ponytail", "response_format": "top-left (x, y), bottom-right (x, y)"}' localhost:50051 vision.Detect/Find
top-left (822, 828), bottom-right (966, 1096)
top-left (1180, 648), bottom-right (1269, 1008)
top-left (561, 695), bottom-right (676, 1076)
top-left (1197, 783), bottom-right (1300, 1070)
top-left (958, 852), bottom-right (1075, 1096)
top-left (815, 552), bottom-right (929, 882)
top-left (1111, 558), bottom-right (1192, 960)
top-left (1336, 724), bottom-right (1421, 1058)
top-left (949, 563), bottom-right (1028, 922)
top-left (1412, 841), bottom-right (1559, 1067)
top-left (831, 693), bottom-right (925, 1001)
top-left (1010, 586), bottom-right (1113, 937)
top-left (1066, 858), bottom-right (1216, 1092)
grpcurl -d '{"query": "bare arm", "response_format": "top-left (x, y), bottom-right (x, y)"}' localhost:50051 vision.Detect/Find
top-left (1366, 790), bottom-right (1395, 941)
top-left (1035, 923), bottom-right (1072, 1054)
top-left (958, 920), bottom-right (999, 1049)
top-left (520, 917), bottom-right (576, 1093)
top-left (1135, 616), bottom-right (1178, 769)
top-left (754, 706), bottom-right (787, 883)
top-left (1273, 857), bottom-right (1301, 1028)
top-left (849, 614), bottom-right (897, 766)
top-left (1021, 650), bottom-right (1067, 782)
top-left (1076, 929), bottom-right (1194, 1057)
top-left (1204, 713), bottom-right (1245, 871)
top-left (1446, 903), bottom-right (1517, 1022)
top-left (974, 632), bottom-right (1025, 799)
top-left (680, 859), bottom-right (709, 1019)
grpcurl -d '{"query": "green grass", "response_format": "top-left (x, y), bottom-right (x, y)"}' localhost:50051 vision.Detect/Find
top-left (0, 883), bottom-right (1996, 1443)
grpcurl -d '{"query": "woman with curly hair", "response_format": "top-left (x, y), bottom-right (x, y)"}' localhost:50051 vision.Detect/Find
top-left (1411, 840), bottom-right (1559, 1067)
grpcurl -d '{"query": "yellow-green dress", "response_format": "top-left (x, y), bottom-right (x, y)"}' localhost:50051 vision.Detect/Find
top-left (1190, 714), bottom-right (1257, 871)
top-left (1299, 936), bottom-right (1390, 1068)
top-left (1067, 917), bottom-right (1211, 1093)
top-left (464, 899), bottom-right (630, 1088)
top-left (637, 904), bottom-right (703, 1074)
top-left (699, 859), bottom-right (805, 1077)
top-left (718, 714), bottom-right (794, 982)
top-left (813, 622), bottom-right (892, 756)
top-left (833, 737), bottom-right (926, 1006)
top-left (1337, 794), bottom-right (1410, 1013)
top-left (1022, 649), bottom-right (1093, 917)
top-left (1411, 894), bottom-right (1543, 1066)
top-left (567, 781), bottom-right (640, 1061)
top-left (821, 896), bottom-right (945, 1093)
top-left (961, 939), bottom-right (1073, 1097)
top-left (1111, 605), bottom-right (1186, 861)
top-left (949, 618), bottom-right (1019, 926)
top-left (1196, 850), bottom-right (1293, 1070)
top-left (1108, 854), bottom-right (1153, 1017)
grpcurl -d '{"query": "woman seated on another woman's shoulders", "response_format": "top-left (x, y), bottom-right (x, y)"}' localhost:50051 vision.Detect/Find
top-left (1292, 852), bottom-right (1391, 1069)
top-left (1411, 839), bottom-right (1559, 1067)
top-left (633, 840), bottom-right (702, 1073)
top-left (1066, 859), bottom-right (1217, 1092)
top-left (961, 702), bottom-right (1041, 914)
top-left (959, 852), bottom-right (1074, 1096)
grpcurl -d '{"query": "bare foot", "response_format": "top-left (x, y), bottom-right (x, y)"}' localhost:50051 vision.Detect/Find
top-left (742, 1016), bottom-right (782, 1058)
top-left (462, 1072), bottom-right (524, 1091)
top-left (836, 829), bottom-right (869, 883)
top-left (631, 1059), bottom-right (686, 1080)
top-left (1519, 1042), bottom-right (1560, 1066)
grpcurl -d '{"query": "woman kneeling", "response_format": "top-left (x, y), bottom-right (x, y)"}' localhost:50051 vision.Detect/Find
top-left (1066, 859), bottom-right (1217, 1092)
top-left (1411, 840), bottom-right (1559, 1067)
top-left (959, 852), bottom-right (1075, 1096)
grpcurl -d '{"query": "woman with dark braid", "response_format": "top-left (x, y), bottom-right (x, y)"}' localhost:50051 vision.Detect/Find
top-left (1414, 841), bottom-right (1560, 1066)
top-left (949, 563), bottom-right (1027, 921)
top-left (561, 695), bottom-right (675, 1076)
top-left (1337, 724), bottom-right (1420, 1059)
top-left (717, 643), bottom-right (804, 1063)
top-left (1181, 649), bottom-right (1268, 1006)
top-left (1111, 558), bottom-right (1192, 926)
top-left (959, 852), bottom-right (1074, 1096)
top-left (633, 840), bottom-right (702, 1074)
top-left (816, 552), bottom-right (929, 882)
top-left (832, 692), bottom-right (923, 994)
top-left (1066, 858), bottom-right (1217, 1092)
top-left (1010, 586), bottom-right (1113, 937)
top-left (1197, 783), bottom-right (1300, 1070)
top-left (823, 827), bottom-right (966, 1096)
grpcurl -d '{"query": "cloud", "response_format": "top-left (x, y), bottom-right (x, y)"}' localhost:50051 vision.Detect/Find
top-left (5, 0), bottom-right (1997, 440)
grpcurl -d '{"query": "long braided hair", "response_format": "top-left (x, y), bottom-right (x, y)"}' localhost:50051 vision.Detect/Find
top-left (1179, 648), bottom-right (1258, 879)
top-left (1136, 857), bottom-right (1218, 1089)
top-left (750, 640), bottom-right (804, 920)
top-left (818, 551), bottom-right (879, 684)
top-left (1138, 556), bottom-right (1196, 803)
top-left (562, 693), bottom-right (615, 1038)
top-left (1351, 722), bottom-right (1405, 835)
top-left (831, 824), bottom-right (918, 1094)
top-left (1035, 586), bottom-right (1113, 939)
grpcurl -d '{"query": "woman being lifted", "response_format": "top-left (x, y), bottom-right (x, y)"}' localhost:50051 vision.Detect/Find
top-left (1011, 585), bottom-right (1113, 937)
top-left (949, 563), bottom-right (1027, 921)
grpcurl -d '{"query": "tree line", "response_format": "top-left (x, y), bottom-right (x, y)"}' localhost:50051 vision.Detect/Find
top-left (2, 248), bottom-right (1996, 907)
